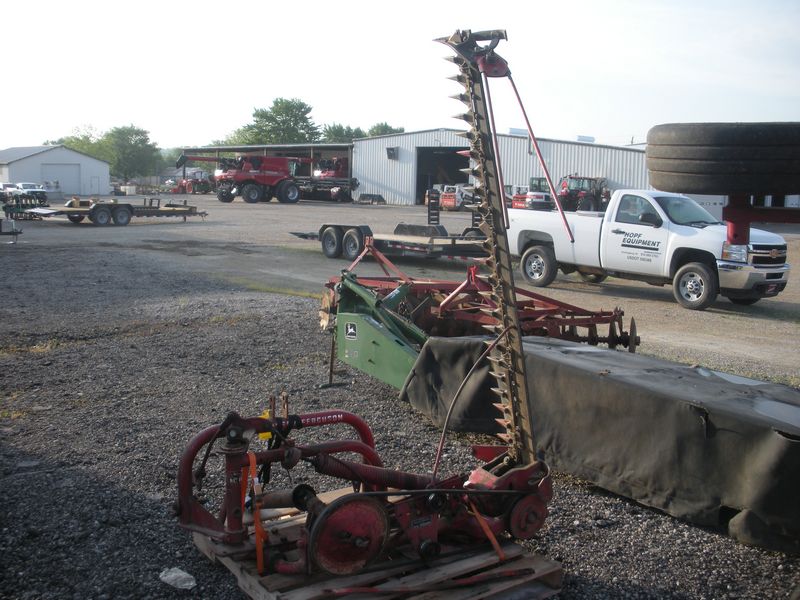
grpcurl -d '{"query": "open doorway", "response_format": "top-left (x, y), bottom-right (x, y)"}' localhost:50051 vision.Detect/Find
top-left (415, 146), bottom-right (469, 204)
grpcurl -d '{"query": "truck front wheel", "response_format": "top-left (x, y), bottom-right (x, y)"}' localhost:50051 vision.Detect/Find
top-left (673, 262), bottom-right (718, 310)
top-left (242, 184), bottom-right (263, 203)
top-left (521, 245), bottom-right (557, 287)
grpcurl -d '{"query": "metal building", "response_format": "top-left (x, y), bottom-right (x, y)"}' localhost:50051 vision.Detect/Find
top-left (0, 146), bottom-right (110, 195)
top-left (352, 128), bottom-right (651, 206)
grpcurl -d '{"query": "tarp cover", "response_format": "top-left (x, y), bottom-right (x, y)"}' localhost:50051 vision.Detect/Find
top-left (399, 336), bottom-right (800, 552)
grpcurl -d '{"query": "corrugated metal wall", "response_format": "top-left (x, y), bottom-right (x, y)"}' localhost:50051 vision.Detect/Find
top-left (353, 128), bottom-right (649, 205)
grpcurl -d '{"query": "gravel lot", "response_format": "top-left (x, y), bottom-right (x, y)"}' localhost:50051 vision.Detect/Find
top-left (1, 197), bottom-right (798, 599)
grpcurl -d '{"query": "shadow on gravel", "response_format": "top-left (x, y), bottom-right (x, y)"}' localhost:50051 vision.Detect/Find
top-left (0, 444), bottom-right (238, 600)
top-left (544, 277), bottom-right (798, 323)
top-left (562, 573), bottom-right (692, 600)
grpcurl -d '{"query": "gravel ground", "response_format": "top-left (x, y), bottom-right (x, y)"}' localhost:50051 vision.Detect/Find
top-left (1, 243), bottom-right (798, 599)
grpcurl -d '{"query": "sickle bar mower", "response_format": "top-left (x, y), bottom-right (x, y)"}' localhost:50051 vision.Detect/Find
top-left (176, 29), bottom-right (563, 591)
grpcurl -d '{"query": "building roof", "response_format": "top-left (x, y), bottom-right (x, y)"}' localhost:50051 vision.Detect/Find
top-left (0, 145), bottom-right (110, 165)
top-left (0, 146), bottom-right (56, 165)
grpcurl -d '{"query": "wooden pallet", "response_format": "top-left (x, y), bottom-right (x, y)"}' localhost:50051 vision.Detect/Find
top-left (193, 489), bottom-right (562, 600)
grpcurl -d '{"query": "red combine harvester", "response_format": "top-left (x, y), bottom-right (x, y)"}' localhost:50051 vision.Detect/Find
top-left (176, 154), bottom-right (307, 204)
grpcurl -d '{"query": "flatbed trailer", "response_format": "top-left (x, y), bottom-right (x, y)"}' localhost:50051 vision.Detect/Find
top-left (292, 222), bottom-right (486, 261)
top-left (25, 197), bottom-right (207, 226)
top-left (292, 192), bottom-right (486, 261)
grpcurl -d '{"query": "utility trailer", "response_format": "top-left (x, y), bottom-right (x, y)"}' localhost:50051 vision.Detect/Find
top-left (25, 197), bottom-right (207, 226)
top-left (291, 192), bottom-right (486, 261)
top-left (293, 222), bottom-right (487, 261)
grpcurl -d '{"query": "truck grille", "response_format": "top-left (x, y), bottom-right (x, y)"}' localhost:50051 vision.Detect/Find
top-left (750, 244), bottom-right (787, 267)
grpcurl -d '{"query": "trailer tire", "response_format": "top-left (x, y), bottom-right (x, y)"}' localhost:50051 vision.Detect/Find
top-left (242, 184), bottom-right (263, 203)
top-left (112, 207), bottom-right (132, 226)
top-left (520, 245), bottom-right (557, 287)
top-left (321, 227), bottom-right (343, 258)
top-left (91, 206), bottom-right (112, 226)
top-left (217, 188), bottom-right (234, 203)
top-left (672, 262), bottom-right (718, 310)
top-left (342, 228), bottom-right (364, 261)
top-left (277, 181), bottom-right (301, 204)
top-left (67, 215), bottom-right (84, 224)
top-left (646, 122), bottom-right (800, 194)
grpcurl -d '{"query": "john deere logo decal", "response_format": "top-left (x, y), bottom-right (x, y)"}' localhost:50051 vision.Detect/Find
top-left (345, 322), bottom-right (357, 340)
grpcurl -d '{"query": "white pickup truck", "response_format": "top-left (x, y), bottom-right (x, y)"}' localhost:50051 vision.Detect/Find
top-left (507, 189), bottom-right (790, 310)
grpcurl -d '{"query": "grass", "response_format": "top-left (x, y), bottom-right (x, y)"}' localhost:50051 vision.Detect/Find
top-left (221, 276), bottom-right (323, 299)
top-left (0, 339), bottom-right (62, 356)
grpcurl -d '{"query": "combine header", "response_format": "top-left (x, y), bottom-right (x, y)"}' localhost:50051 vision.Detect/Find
top-left (176, 30), bottom-right (566, 597)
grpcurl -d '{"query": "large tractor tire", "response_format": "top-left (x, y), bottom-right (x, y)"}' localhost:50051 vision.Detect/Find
top-left (646, 122), bottom-right (800, 194)
top-left (277, 181), bottom-right (301, 204)
top-left (242, 184), bottom-right (264, 204)
top-left (217, 188), bottom-right (234, 203)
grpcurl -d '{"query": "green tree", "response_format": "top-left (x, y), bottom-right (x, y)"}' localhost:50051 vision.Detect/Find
top-left (45, 126), bottom-right (112, 163)
top-left (322, 123), bottom-right (367, 143)
top-left (368, 122), bottom-right (405, 137)
top-left (227, 98), bottom-right (320, 145)
top-left (104, 126), bottom-right (160, 182)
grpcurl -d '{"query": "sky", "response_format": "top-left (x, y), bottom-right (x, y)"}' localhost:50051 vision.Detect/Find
top-left (2, 0), bottom-right (798, 150)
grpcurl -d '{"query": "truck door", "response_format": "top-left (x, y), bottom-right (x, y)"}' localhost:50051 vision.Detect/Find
top-left (601, 194), bottom-right (669, 276)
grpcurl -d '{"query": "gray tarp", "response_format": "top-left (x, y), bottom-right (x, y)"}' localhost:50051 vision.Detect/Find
top-left (399, 336), bottom-right (800, 552)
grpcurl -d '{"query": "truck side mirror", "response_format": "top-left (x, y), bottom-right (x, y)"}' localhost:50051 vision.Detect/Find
top-left (639, 212), bottom-right (662, 227)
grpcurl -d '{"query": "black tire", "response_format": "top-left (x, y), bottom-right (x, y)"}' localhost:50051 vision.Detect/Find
top-left (277, 181), bottom-right (300, 204)
top-left (342, 228), bottom-right (364, 261)
top-left (67, 215), bottom-right (84, 224)
top-left (463, 229), bottom-right (482, 239)
top-left (520, 245), bottom-right (557, 287)
top-left (242, 183), bottom-right (263, 204)
top-left (728, 297), bottom-right (760, 306)
top-left (672, 262), bottom-right (718, 310)
top-left (646, 123), bottom-right (800, 194)
top-left (91, 206), bottom-right (112, 226)
top-left (578, 272), bottom-right (607, 284)
top-left (321, 227), bottom-right (343, 258)
top-left (112, 207), bottom-right (131, 226)
top-left (217, 188), bottom-right (234, 203)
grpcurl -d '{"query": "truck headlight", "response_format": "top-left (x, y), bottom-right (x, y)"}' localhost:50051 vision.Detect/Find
top-left (721, 241), bottom-right (748, 263)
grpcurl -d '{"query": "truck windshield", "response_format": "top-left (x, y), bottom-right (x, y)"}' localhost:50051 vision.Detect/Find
top-left (653, 196), bottom-right (721, 226)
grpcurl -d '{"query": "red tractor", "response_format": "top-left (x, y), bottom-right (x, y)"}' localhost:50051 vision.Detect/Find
top-left (171, 173), bottom-right (213, 195)
top-left (556, 175), bottom-right (610, 211)
top-left (176, 154), bottom-right (308, 204)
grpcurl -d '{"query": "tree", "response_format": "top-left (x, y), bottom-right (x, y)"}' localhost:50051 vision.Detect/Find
top-left (227, 98), bottom-right (321, 145)
top-left (322, 123), bottom-right (367, 143)
top-left (368, 122), bottom-right (405, 137)
top-left (104, 126), bottom-right (160, 182)
top-left (44, 126), bottom-right (112, 163)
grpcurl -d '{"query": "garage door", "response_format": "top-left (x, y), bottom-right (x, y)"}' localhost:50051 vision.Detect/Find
top-left (41, 163), bottom-right (81, 194)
